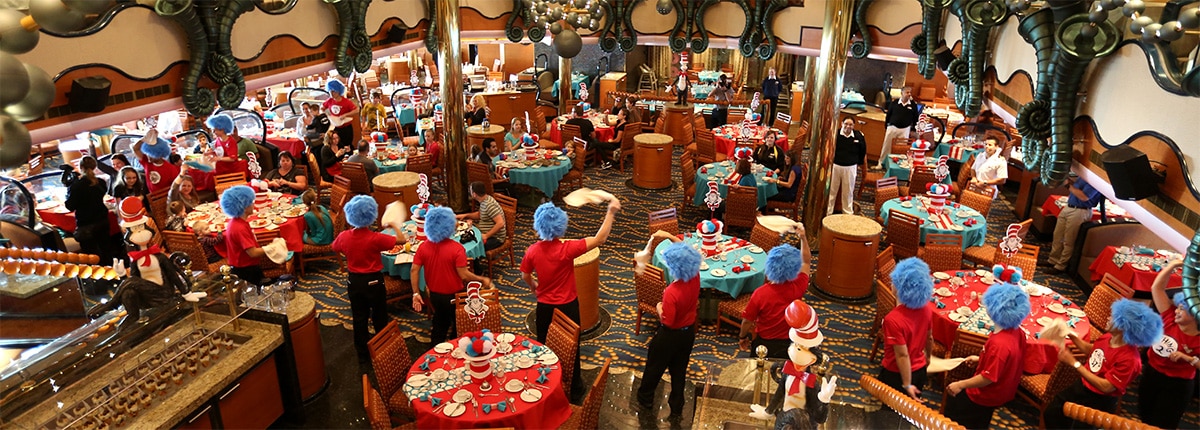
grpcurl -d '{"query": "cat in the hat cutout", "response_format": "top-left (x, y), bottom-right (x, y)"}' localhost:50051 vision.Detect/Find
top-left (933, 155), bottom-right (950, 183)
top-left (462, 281), bottom-right (489, 323)
top-left (703, 181), bottom-right (723, 215)
top-left (245, 150), bottom-right (262, 179)
top-left (670, 59), bottom-right (691, 106)
top-left (998, 223), bottom-right (1024, 258)
top-left (749, 299), bottom-right (837, 426)
top-left (416, 173), bottom-right (430, 203)
top-left (577, 82), bottom-right (589, 106)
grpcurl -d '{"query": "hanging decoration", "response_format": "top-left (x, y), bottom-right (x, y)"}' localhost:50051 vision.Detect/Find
top-left (663, 0), bottom-right (719, 53)
top-left (597, 0), bottom-right (637, 52)
top-left (733, 0), bottom-right (786, 59)
top-left (325, 0), bottom-right (374, 77)
top-left (913, 0), bottom-right (954, 79)
top-left (425, 0), bottom-right (438, 51)
top-left (850, 0), bottom-right (876, 59)
top-left (154, 0), bottom-right (264, 116)
top-left (516, 0), bottom-right (608, 58)
top-left (947, 0), bottom-right (1009, 117)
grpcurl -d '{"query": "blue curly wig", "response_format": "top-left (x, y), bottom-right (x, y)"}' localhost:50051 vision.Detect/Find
top-left (326, 79), bottom-right (346, 95)
top-left (205, 114), bottom-right (234, 134)
top-left (1174, 292), bottom-right (1187, 307)
top-left (424, 206), bottom-right (456, 243)
top-left (220, 185), bottom-right (255, 217)
top-left (533, 203), bottom-right (567, 240)
top-left (764, 244), bottom-right (803, 284)
top-left (982, 283), bottom-right (1030, 330)
top-left (1110, 299), bottom-right (1164, 348)
top-left (662, 241), bottom-right (701, 282)
top-left (344, 195), bottom-right (378, 228)
top-left (892, 257), bottom-right (933, 309)
top-left (140, 135), bottom-right (173, 160)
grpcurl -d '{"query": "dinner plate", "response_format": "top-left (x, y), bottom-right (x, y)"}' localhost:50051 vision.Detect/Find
top-left (900, 201), bottom-right (913, 208)
top-left (539, 354), bottom-right (559, 365)
top-left (740, 255), bottom-right (754, 264)
top-left (933, 272), bottom-right (951, 280)
top-left (949, 312), bottom-right (969, 323)
top-left (382, 246), bottom-right (403, 256)
top-left (496, 342), bottom-right (513, 354)
top-left (1130, 263), bottom-right (1151, 271)
top-left (698, 263), bottom-right (709, 270)
top-left (520, 389), bottom-right (543, 402)
top-left (434, 342), bottom-right (454, 353)
top-left (431, 369), bottom-right (449, 381)
top-left (710, 269), bottom-right (727, 277)
top-left (451, 348), bottom-right (464, 359)
top-left (497, 333), bottom-right (516, 343)
top-left (979, 276), bottom-right (995, 285)
top-left (407, 374), bottom-right (429, 388)
top-left (453, 390), bottom-right (473, 403)
top-left (975, 269), bottom-right (989, 277)
top-left (747, 246), bottom-right (763, 254)
top-left (1036, 316), bottom-right (1055, 327)
top-left (516, 356), bottom-right (535, 369)
top-left (443, 402), bottom-right (466, 417)
top-left (1048, 303), bottom-right (1067, 314)
top-left (396, 254), bottom-right (414, 264)
top-left (1117, 246), bottom-right (1133, 255)
top-left (934, 287), bottom-right (953, 297)
top-left (956, 306), bottom-right (973, 315)
top-left (1026, 286), bottom-right (1044, 296)
top-left (249, 219), bottom-right (271, 229)
top-left (1066, 308), bottom-right (1086, 318)
top-left (505, 380), bottom-right (525, 393)
top-left (272, 217), bottom-right (287, 225)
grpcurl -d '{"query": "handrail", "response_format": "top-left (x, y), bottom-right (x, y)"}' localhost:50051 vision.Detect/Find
top-left (859, 375), bottom-right (966, 430)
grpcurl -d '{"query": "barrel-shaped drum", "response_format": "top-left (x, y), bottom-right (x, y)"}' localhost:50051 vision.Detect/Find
top-left (813, 214), bottom-right (882, 301)
top-left (633, 133), bottom-right (673, 189)
top-left (372, 171), bottom-right (421, 220)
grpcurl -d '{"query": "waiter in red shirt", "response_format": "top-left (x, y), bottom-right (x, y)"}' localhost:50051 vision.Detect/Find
top-left (1137, 258), bottom-right (1199, 429)
top-left (332, 195), bottom-right (408, 357)
top-left (521, 198), bottom-right (621, 401)
top-left (218, 185), bottom-right (266, 285)
top-left (131, 128), bottom-right (179, 194)
top-left (412, 206), bottom-right (493, 345)
top-left (206, 113), bottom-right (245, 178)
top-left (878, 257), bottom-right (934, 400)
top-left (323, 79), bottom-right (359, 152)
top-left (636, 233), bottom-right (700, 416)
top-left (739, 238), bottom-right (813, 359)
top-left (943, 277), bottom-right (1030, 429)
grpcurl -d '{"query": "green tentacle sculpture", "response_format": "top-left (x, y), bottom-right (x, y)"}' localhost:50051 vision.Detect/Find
top-left (597, 0), bottom-right (637, 52)
top-left (206, 0), bottom-right (255, 110)
top-left (154, 0), bottom-right (215, 117)
top-left (850, 0), bottom-right (875, 59)
top-left (1183, 230), bottom-right (1200, 322)
top-left (917, 0), bottom-right (954, 79)
top-left (688, 0), bottom-right (718, 53)
top-left (325, 0), bottom-right (374, 77)
top-left (154, 0), bottom-right (255, 116)
top-left (952, 0), bottom-right (1009, 117)
top-left (1124, 0), bottom-right (1200, 97)
top-left (424, 0), bottom-right (437, 52)
top-left (734, 0), bottom-right (785, 60)
top-left (505, 0), bottom-right (546, 43)
top-left (1015, 8), bottom-right (1054, 174)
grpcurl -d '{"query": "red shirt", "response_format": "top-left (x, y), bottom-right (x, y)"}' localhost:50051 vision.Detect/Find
top-left (323, 97), bottom-right (357, 126)
top-left (427, 140), bottom-right (442, 167)
top-left (138, 154), bottom-right (180, 194)
top-left (742, 274), bottom-right (810, 340)
top-left (521, 239), bottom-right (588, 305)
top-left (1147, 309), bottom-right (1200, 379)
top-left (661, 277), bottom-right (701, 329)
top-left (224, 217), bottom-right (259, 268)
top-left (332, 228), bottom-right (396, 274)
top-left (881, 303), bottom-right (934, 372)
top-left (214, 135), bottom-right (243, 176)
top-left (967, 328), bottom-right (1027, 407)
top-left (1082, 333), bottom-right (1141, 396)
top-left (412, 239), bottom-right (468, 295)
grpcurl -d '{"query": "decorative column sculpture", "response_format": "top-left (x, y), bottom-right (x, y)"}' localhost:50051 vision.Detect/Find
top-left (435, 0), bottom-right (468, 211)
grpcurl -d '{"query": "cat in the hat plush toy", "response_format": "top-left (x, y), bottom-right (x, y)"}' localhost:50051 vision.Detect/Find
top-left (749, 300), bottom-right (838, 427)
top-left (671, 62), bottom-right (690, 106)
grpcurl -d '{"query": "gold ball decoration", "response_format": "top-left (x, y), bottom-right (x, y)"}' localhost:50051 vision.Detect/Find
top-left (0, 52), bottom-right (30, 107)
top-left (0, 114), bottom-right (33, 168)
top-left (29, 0), bottom-right (86, 34)
top-left (3, 63), bottom-right (55, 122)
top-left (0, 10), bottom-right (40, 54)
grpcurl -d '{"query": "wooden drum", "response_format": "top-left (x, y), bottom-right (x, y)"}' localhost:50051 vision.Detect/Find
top-left (633, 133), bottom-right (673, 189)
top-left (466, 124), bottom-right (506, 153)
top-left (813, 214), bottom-right (882, 301)
top-left (573, 247), bottom-right (601, 332)
top-left (372, 171), bottom-right (421, 221)
top-left (663, 105), bottom-right (695, 147)
top-left (286, 292), bottom-right (327, 400)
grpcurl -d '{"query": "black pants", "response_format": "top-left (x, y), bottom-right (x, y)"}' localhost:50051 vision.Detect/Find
top-left (536, 300), bottom-right (583, 398)
top-left (749, 337), bottom-right (792, 360)
top-left (708, 107), bottom-right (728, 129)
top-left (593, 140), bottom-right (617, 163)
top-left (230, 265), bottom-right (264, 286)
top-left (638, 324), bottom-right (696, 414)
top-left (347, 272), bottom-right (388, 353)
top-left (334, 124), bottom-right (354, 152)
top-left (429, 291), bottom-right (457, 346)
top-left (876, 366), bottom-right (929, 397)
top-left (1137, 363), bottom-right (1195, 429)
top-left (1043, 380), bottom-right (1118, 429)
top-left (74, 222), bottom-right (110, 264)
top-left (943, 390), bottom-right (996, 429)
top-left (764, 96), bottom-right (779, 124)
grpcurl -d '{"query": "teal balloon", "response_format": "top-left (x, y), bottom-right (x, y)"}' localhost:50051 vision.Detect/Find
top-left (0, 10), bottom-right (39, 54)
top-left (0, 53), bottom-right (30, 107)
top-left (3, 63), bottom-right (55, 122)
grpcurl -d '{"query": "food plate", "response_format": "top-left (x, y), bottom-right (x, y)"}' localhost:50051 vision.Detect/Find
top-left (284, 207), bottom-right (306, 217)
top-left (520, 389), bottom-right (543, 402)
top-left (496, 342), bottom-right (513, 354)
top-left (1130, 263), bottom-right (1151, 271)
top-left (497, 333), bottom-right (516, 343)
top-left (443, 402), bottom-right (466, 417)
top-left (431, 369), bottom-right (449, 381)
top-left (933, 272), bottom-right (951, 280)
top-left (407, 374), bottom-right (429, 388)
top-left (434, 342), bottom-right (454, 353)
top-left (900, 201), bottom-right (913, 208)
top-left (249, 219), bottom-right (271, 229)
top-left (383, 245), bottom-right (404, 256)
top-left (505, 380), bottom-right (525, 393)
top-left (1048, 303), bottom-right (1067, 314)
top-left (1066, 308), bottom-right (1086, 318)
top-left (185, 212), bottom-right (210, 221)
top-left (747, 246), bottom-right (763, 254)
top-left (740, 255), bottom-right (754, 264)
top-left (453, 390), bottom-right (473, 403)
top-left (710, 269), bottom-right (727, 277)
top-left (934, 287), bottom-right (953, 297)
top-left (975, 269), bottom-right (989, 277)
top-left (1036, 316), bottom-right (1055, 327)
top-left (209, 223), bottom-right (226, 233)
top-left (979, 276), bottom-right (995, 285)
top-left (516, 356), bottom-right (535, 369)
top-left (956, 306), bottom-right (973, 315)
top-left (272, 217), bottom-right (287, 225)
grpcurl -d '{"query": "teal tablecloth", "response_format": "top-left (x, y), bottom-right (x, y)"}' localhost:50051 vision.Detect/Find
top-left (934, 142), bottom-right (983, 164)
top-left (495, 152), bottom-right (572, 197)
top-left (879, 198), bottom-right (987, 249)
top-left (552, 73), bottom-right (589, 98)
top-left (395, 106), bottom-right (417, 126)
top-left (883, 155), bottom-right (953, 183)
top-left (698, 71), bottom-right (726, 84)
top-left (652, 233), bottom-right (767, 298)
top-left (692, 84), bottom-right (715, 99)
top-left (693, 161), bottom-right (778, 208)
top-left (375, 158), bottom-right (407, 174)
top-left (380, 222), bottom-right (485, 291)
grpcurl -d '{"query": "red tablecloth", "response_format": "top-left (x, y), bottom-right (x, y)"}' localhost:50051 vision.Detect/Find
top-left (211, 196), bottom-right (305, 256)
top-left (712, 127), bottom-right (788, 158)
top-left (268, 135), bottom-right (306, 158)
top-left (404, 334), bottom-right (572, 429)
top-left (930, 271), bottom-right (1091, 374)
top-left (1039, 195), bottom-right (1126, 221)
top-left (37, 208), bottom-right (120, 235)
top-left (1087, 246), bottom-right (1183, 293)
top-left (549, 117), bottom-right (615, 145)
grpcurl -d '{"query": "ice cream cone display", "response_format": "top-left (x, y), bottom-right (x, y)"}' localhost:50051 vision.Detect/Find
top-left (77, 265), bottom-right (93, 279)
top-left (64, 264), bottom-right (80, 278)
top-left (50, 262), bottom-right (66, 277)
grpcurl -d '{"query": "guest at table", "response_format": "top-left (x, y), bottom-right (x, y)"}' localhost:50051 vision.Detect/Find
top-left (707, 74), bottom-right (735, 128)
top-left (190, 134), bottom-right (211, 155)
top-left (565, 104), bottom-right (597, 148)
top-left (638, 236), bottom-right (701, 416)
top-left (219, 185), bottom-right (268, 285)
top-left (505, 118), bottom-right (526, 152)
top-left (168, 153), bottom-right (182, 168)
top-left (262, 152), bottom-right (308, 194)
top-left (734, 158), bottom-right (757, 187)
top-left (305, 102), bottom-right (330, 142)
top-left (65, 156), bottom-right (113, 262)
top-left (111, 166), bottom-right (148, 203)
top-left (300, 189), bottom-right (333, 246)
top-left (345, 140), bottom-right (379, 183)
top-left (875, 86), bottom-right (918, 169)
top-left (239, 91), bottom-right (263, 115)
top-left (192, 219), bottom-right (223, 264)
top-left (455, 181), bottom-right (505, 251)
top-left (132, 129), bottom-right (180, 194)
top-left (323, 79), bottom-right (359, 151)
top-left (740, 242), bottom-right (812, 358)
top-left (595, 106), bottom-right (626, 170)
top-left (879, 257), bottom-right (934, 400)
top-left (943, 279), bottom-right (1031, 429)
top-left (333, 196), bottom-right (408, 357)
top-left (412, 206), bottom-right (492, 346)
top-left (967, 138), bottom-right (1007, 198)
top-left (1043, 299), bottom-right (1163, 429)
top-left (761, 68), bottom-right (783, 123)
top-left (424, 128), bottom-right (442, 168)
top-left (466, 93), bottom-right (489, 126)
top-left (609, 96), bottom-right (628, 118)
top-left (163, 201), bottom-right (187, 233)
top-left (312, 131), bottom-right (349, 183)
top-left (471, 138), bottom-right (495, 168)
top-left (1045, 174), bottom-right (1103, 275)
top-left (522, 199), bottom-right (621, 401)
top-left (168, 173), bottom-right (203, 211)
top-left (360, 90), bottom-right (387, 132)
top-left (296, 102), bottom-right (316, 138)
top-left (110, 153), bottom-right (131, 171)
top-left (1138, 258), bottom-right (1200, 429)
top-left (207, 114), bottom-right (245, 179)
top-left (753, 130), bottom-right (785, 172)
top-left (766, 151), bottom-right (804, 204)
top-left (829, 118), bottom-right (866, 216)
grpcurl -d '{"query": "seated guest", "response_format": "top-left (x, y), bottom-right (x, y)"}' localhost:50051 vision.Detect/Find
top-left (301, 189), bottom-right (333, 246)
top-left (455, 181), bottom-right (505, 251)
top-left (168, 172), bottom-right (203, 211)
top-left (739, 242), bottom-right (812, 358)
top-left (471, 139), bottom-right (495, 168)
top-left (943, 273), bottom-right (1031, 429)
top-left (637, 237), bottom-right (701, 417)
top-left (1043, 300), bottom-right (1163, 429)
top-left (466, 94), bottom-right (488, 126)
top-left (423, 128), bottom-right (443, 168)
top-left (311, 131), bottom-right (349, 183)
top-left (110, 153), bottom-right (132, 171)
top-left (191, 219), bottom-right (224, 264)
top-left (111, 166), bottom-right (148, 202)
top-left (262, 152), bottom-right (308, 194)
top-left (879, 257), bottom-right (934, 400)
top-left (594, 107), bottom-right (626, 170)
top-left (753, 131), bottom-right (785, 172)
top-left (735, 157), bottom-right (757, 187)
top-left (305, 102), bottom-right (331, 141)
top-left (412, 206), bottom-right (493, 345)
top-left (565, 104), bottom-right (597, 148)
top-left (505, 118), bottom-right (526, 151)
top-left (168, 153), bottom-right (182, 167)
top-left (1138, 258), bottom-right (1200, 429)
top-left (163, 201), bottom-right (188, 233)
top-left (765, 151), bottom-right (803, 203)
top-left (345, 140), bottom-right (379, 183)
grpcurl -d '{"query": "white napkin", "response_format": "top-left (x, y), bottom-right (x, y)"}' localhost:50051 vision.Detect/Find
top-left (381, 200), bottom-right (409, 230)
top-left (1039, 319), bottom-right (1070, 347)
top-left (262, 238), bottom-right (289, 264)
top-left (756, 215), bottom-right (801, 234)
top-left (927, 356), bottom-right (966, 374)
top-left (563, 188), bottom-right (615, 207)
top-left (633, 236), bottom-right (656, 276)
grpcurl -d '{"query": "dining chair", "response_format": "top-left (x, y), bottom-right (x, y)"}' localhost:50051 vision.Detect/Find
top-left (869, 279), bottom-right (898, 363)
top-left (1018, 343), bottom-right (1085, 429)
top-left (362, 374), bottom-right (397, 430)
top-left (341, 162), bottom-right (372, 195)
top-left (214, 172), bottom-right (247, 197)
top-left (889, 137), bottom-right (912, 159)
top-left (692, 114), bottom-right (707, 137)
top-left (648, 207), bottom-right (680, 238)
top-left (694, 130), bottom-right (723, 165)
top-left (748, 221), bottom-right (780, 252)
top-left (558, 124), bottom-right (582, 155)
top-left (958, 187), bottom-right (993, 217)
top-left (298, 210), bottom-right (346, 276)
top-left (653, 113), bottom-right (666, 134)
top-left (562, 358), bottom-right (611, 430)
top-left (530, 109), bottom-right (551, 140)
top-left (546, 309), bottom-right (580, 399)
top-left (618, 122), bottom-right (642, 172)
top-left (903, 165), bottom-right (938, 198)
top-left (680, 151), bottom-right (697, 206)
top-left (162, 231), bottom-right (227, 273)
top-left (485, 194), bottom-right (518, 277)
top-left (950, 154), bottom-right (976, 200)
top-left (406, 154), bottom-right (444, 190)
top-left (454, 287), bottom-right (502, 334)
top-left (920, 234), bottom-right (963, 273)
top-left (716, 293), bottom-right (752, 336)
top-left (255, 229), bottom-right (294, 279)
top-left (383, 275), bottom-right (416, 308)
top-left (466, 161), bottom-right (495, 195)
top-left (992, 243), bottom-right (1039, 278)
top-left (859, 375), bottom-right (967, 430)
top-left (875, 245), bottom-right (896, 288)
top-left (727, 108), bottom-right (746, 124)
top-left (1063, 402), bottom-right (1158, 430)
top-left (306, 152), bottom-right (334, 200)
top-left (367, 321), bottom-right (417, 422)
top-left (886, 210), bottom-right (922, 260)
top-left (634, 264), bottom-right (666, 335)
top-left (147, 187), bottom-right (170, 229)
top-left (1081, 274), bottom-right (1134, 337)
top-left (329, 177), bottom-right (352, 216)
top-left (940, 329), bottom-right (990, 413)
top-left (963, 219), bottom-right (1031, 268)
top-left (554, 142), bottom-right (587, 199)
top-left (764, 162), bottom-right (807, 220)
top-left (773, 112), bottom-right (792, 132)
top-left (724, 185), bottom-right (758, 230)
top-left (873, 177), bottom-right (900, 224)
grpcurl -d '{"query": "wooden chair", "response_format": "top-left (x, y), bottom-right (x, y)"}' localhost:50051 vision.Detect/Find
top-left (869, 279), bottom-right (898, 362)
top-left (545, 309), bottom-right (580, 399)
top-left (941, 329), bottom-right (989, 413)
top-left (406, 154), bottom-right (444, 190)
top-left (214, 172), bottom-right (247, 197)
top-left (694, 130), bottom-right (724, 165)
top-left (147, 187), bottom-right (170, 230)
top-left (306, 152), bottom-right (334, 199)
top-left (617, 122), bottom-right (641, 171)
top-left (1081, 274), bottom-right (1135, 337)
top-left (485, 194), bottom-right (518, 277)
top-left (764, 163), bottom-right (807, 220)
top-left (329, 177), bottom-right (352, 216)
top-left (362, 375), bottom-right (396, 430)
top-left (561, 358), bottom-right (611, 430)
top-left (27, 155), bottom-right (43, 175)
top-left (634, 264), bottom-right (666, 335)
top-left (555, 140), bottom-right (587, 196)
top-left (383, 275), bottom-right (416, 308)
top-left (727, 108), bottom-right (746, 124)
top-left (466, 161), bottom-right (496, 195)
top-left (876, 245), bottom-right (896, 287)
top-left (255, 229), bottom-right (294, 279)
top-left (950, 155), bottom-right (976, 200)
top-left (341, 162), bottom-right (372, 195)
top-left (859, 374), bottom-right (966, 430)
top-left (680, 151), bottom-right (696, 206)
top-left (558, 124), bottom-right (582, 155)
top-left (889, 137), bottom-right (912, 158)
top-left (902, 165), bottom-right (938, 197)
top-left (1018, 344), bottom-right (1084, 428)
top-left (963, 219), bottom-right (1031, 268)
top-left (724, 185), bottom-right (758, 230)
top-left (920, 234), bottom-right (963, 273)
top-left (773, 112), bottom-right (791, 132)
top-left (886, 210), bottom-right (922, 260)
top-left (298, 210), bottom-right (346, 276)
top-left (653, 112), bottom-right (666, 134)
top-left (162, 231), bottom-right (227, 273)
top-left (873, 177), bottom-right (900, 224)
top-left (647, 208), bottom-right (679, 237)
top-left (716, 293), bottom-right (751, 335)
top-left (749, 221), bottom-right (780, 251)
top-left (1063, 402), bottom-right (1158, 430)
top-left (454, 287), bottom-right (502, 333)
top-left (367, 321), bottom-right (417, 422)
top-left (958, 188), bottom-right (993, 217)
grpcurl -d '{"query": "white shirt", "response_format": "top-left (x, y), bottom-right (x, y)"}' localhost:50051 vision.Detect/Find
top-left (972, 151), bottom-right (1008, 197)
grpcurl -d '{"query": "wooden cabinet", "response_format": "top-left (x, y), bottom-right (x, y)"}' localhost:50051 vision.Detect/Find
top-left (480, 91), bottom-right (536, 132)
top-left (216, 356), bottom-right (283, 430)
top-left (813, 215), bottom-right (882, 301)
top-left (176, 405), bottom-right (214, 430)
top-left (598, 72), bottom-right (627, 111)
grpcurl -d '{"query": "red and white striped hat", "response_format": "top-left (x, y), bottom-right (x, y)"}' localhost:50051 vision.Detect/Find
top-left (785, 300), bottom-right (824, 348)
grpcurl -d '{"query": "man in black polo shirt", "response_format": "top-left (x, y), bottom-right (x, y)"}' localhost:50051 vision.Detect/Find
top-left (875, 86), bottom-right (919, 169)
top-left (830, 118), bottom-right (866, 216)
top-left (565, 104), bottom-right (597, 151)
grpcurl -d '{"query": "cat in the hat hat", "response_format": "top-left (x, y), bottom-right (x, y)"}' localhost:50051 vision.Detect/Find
top-left (750, 299), bottom-right (837, 426)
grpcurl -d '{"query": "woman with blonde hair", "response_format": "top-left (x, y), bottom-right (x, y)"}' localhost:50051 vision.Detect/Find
top-left (466, 93), bottom-right (488, 126)
top-left (504, 118), bottom-right (526, 151)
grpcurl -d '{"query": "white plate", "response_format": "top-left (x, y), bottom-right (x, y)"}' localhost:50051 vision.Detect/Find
top-left (443, 402), bottom-right (466, 417)
top-left (933, 272), bottom-right (951, 280)
top-left (979, 276), bottom-right (995, 285)
top-left (434, 342), bottom-right (454, 353)
top-left (698, 263), bottom-right (709, 270)
top-left (431, 369), bottom-right (449, 381)
top-left (975, 269), bottom-right (989, 277)
top-left (934, 287), bottom-right (952, 297)
top-left (747, 246), bottom-right (763, 254)
top-left (516, 356), bottom-right (535, 369)
top-left (539, 355), bottom-right (559, 365)
top-left (1037, 316), bottom-right (1055, 327)
top-left (900, 201), bottom-right (913, 208)
top-left (1026, 286), bottom-right (1044, 296)
top-left (1130, 263), bottom-right (1151, 271)
top-left (505, 380), bottom-right (525, 393)
top-left (1066, 308), bottom-right (1086, 318)
top-left (496, 333), bottom-right (516, 343)
top-left (950, 225), bottom-right (964, 231)
top-left (520, 389), bottom-right (543, 402)
top-left (949, 312), bottom-right (969, 323)
top-left (956, 306), bottom-right (973, 316)
top-left (451, 348), bottom-right (465, 359)
top-left (740, 255), bottom-right (754, 264)
top-left (453, 390), bottom-right (473, 403)
top-left (1117, 246), bottom-right (1132, 255)
top-left (1048, 303), bottom-right (1067, 314)
top-left (928, 216), bottom-right (940, 222)
top-left (710, 269), bottom-right (727, 277)
top-left (496, 342), bottom-right (513, 354)
top-left (407, 374), bottom-right (429, 388)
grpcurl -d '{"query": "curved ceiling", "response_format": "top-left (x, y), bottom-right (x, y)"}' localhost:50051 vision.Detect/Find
top-left (989, 17), bottom-right (1038, 90)
top-left (14, 6), bottom-right (186, 80)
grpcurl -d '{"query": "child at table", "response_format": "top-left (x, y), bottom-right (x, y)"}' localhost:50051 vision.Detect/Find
top-left (943, 271), bottom-right (1031, 429)
top-left (739, 242), bottom-right (812, 359)
top-left (1137, 258), bottom-right (1199, 429)
top-left (878, 257), bottom-right (934, 401)
top-left (332, 196), bottom-right (407, 357)
top-left (637, 237), bottom-right (701, 417)
top-left (192, 219), bottom-right (224, 264)
top-left (1043, 299), bottom-right (1163, 429)
top-left (300, 189), bottom-right (332, 246)
top-left (411, 206), bottom-right (493, 346)
top-left (163, 201), bottom-right (187, 233)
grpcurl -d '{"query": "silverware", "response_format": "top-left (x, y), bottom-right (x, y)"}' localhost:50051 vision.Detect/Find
top-left (509, 396), bottom-right (518, 412)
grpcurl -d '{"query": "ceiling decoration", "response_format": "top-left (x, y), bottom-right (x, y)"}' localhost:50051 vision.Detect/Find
top-left (505, 0), bottom-right (546, 43)
top-left (153, 0), bottom-right (260, 117)
top-left (733, 0), bottom-right (785, 59)
top-left (424, 0), bottom-right (437, 52)
top-left (1104, 0), bottom-right (1200, 97)
top-left (850, 0), bottom-right (875, 59)
top-left (326, 0), bottom-right (373, 77)
top-left (596, 0), bottom-right (637, 52)
top-left (665, 0), bottom-right (718, 53)
top-left (913, 0), bottom-right (953, 79)
top-left (946, 0), bottom-right (1009, 117)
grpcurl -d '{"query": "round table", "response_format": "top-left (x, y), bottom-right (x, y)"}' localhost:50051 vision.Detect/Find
top-left (930, 271), bottom-right (1092, 374)
top-left (467, 125), bottom-right (506, 152)
top-left (201, 196), bottom-right (307, 255)
top-left (381, 222), bottom-right (485, 290)
top-left (1088, 246), bottom-right (1183, 294)
top-left (374, 158), bottom-right (408, 174)
top-left (267, 133), bottom-right (305, 158)
top-left (493, 151), bottom-right (572, 197)
top-left (651, 233), bottom-right (766, 298)
top-left (550, 113), bottom-right (614, 145)
top-left (882, 154), bottom-right (952, 183)
top-left (574, 247), bottom-right (601, 331)
top-left (372, 171), bottom-right (421, 220)
top-left (934, 141), bottom-right (983, 164)
top-left (879, 197), bottom-right (987, 249)
top-left (812, 214), bottom-right (882, 300)
top-left (632, 133), bottom-right (674, 189)
top-left (712, 124), bottom-right (788, 158)
top-left (693, 162), bottom-right (778, 208)
top-left (402, 333), bottom-right (571, 429)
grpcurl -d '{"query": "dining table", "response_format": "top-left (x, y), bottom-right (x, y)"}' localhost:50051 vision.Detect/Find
top-left (929, 270), bottom-right (1092, 374)
top-left (372, 144), bottom-right (409, 174)
top-left (549, 112), bottom-right (615, 145)
top-left (651, 233), bottom-right (768, 298)
top-left (1087, 246), bottom-right (1183, 294)
top-left (692, 161), bottom-right (778, 208)
top-left (711, 124), bottom-right (788, 158)
top-left (879, 196), bottom-right (987, 249)
top-left (492, 150), bottom-right (572, 197)
top-left (195, 194), bottom-right (306, 256)
top-left (697, 70), bottom-right (730, 84)
top-left (551, 72), bottom-right (589, 99)
top-left (1039, 194), bottom-right (1129, 222)
top-left (266, 129), bottom-right (306, 158)
top-left (934, 140), bottom-right (984, 164)
top-left (402, 333), bottom-right (571, 429)
top-left (380, 220), bottom-right (485, 291)
top-left (882, 154), bottom-right (953, 183)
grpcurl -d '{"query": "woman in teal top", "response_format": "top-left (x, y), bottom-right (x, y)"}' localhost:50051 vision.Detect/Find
top-left (504, 118), bottom-right (526, 152)
top-left (735, 158), bottom-right (757, 187)
top-left (300, 189), bottom-right (333, 245)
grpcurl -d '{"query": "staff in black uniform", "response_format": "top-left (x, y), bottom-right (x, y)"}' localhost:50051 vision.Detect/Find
top-left (875, 86), bottom-right (919, 169)
top-left (829, 118), bottom-right (866, 216)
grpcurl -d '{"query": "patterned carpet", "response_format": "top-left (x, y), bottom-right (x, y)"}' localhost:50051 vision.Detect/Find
top-left (295, 148), bottom-right (1199, 429)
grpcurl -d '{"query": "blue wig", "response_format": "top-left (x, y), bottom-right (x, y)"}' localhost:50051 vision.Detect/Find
top-left (533, 203), bottom-right (567, 240)
top-left (1173, 292), bottom-right (1186, 307)
top-left (891, 257), bottom-right (933, 309)
top-left (764, 244), bottom-right (803, 284)
top-left (424, 206), bottom-right (456, 243)
top-left (1110, 299), bottom-right (1164, 348)
top-left (205, 114), bottom-right (234, 134)
top-left (220, 185), bottom-right (255, 217)
top-left (344, 195), bottom-right (378, 228)
top-left (140, 136), bottom-right (173, 160)
top-left (982, 283), bottom-right (1030, 330)
top-left (662, 241), bottom-right (701, 282)
top-left (326, 79), bottom-right (346, 95)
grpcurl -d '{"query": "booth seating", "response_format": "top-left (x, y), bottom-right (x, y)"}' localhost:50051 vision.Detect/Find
top-left (1070, 220), bottom-right (1171, 294)
top-left (1028, 181), bottom-right (1069, 238)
